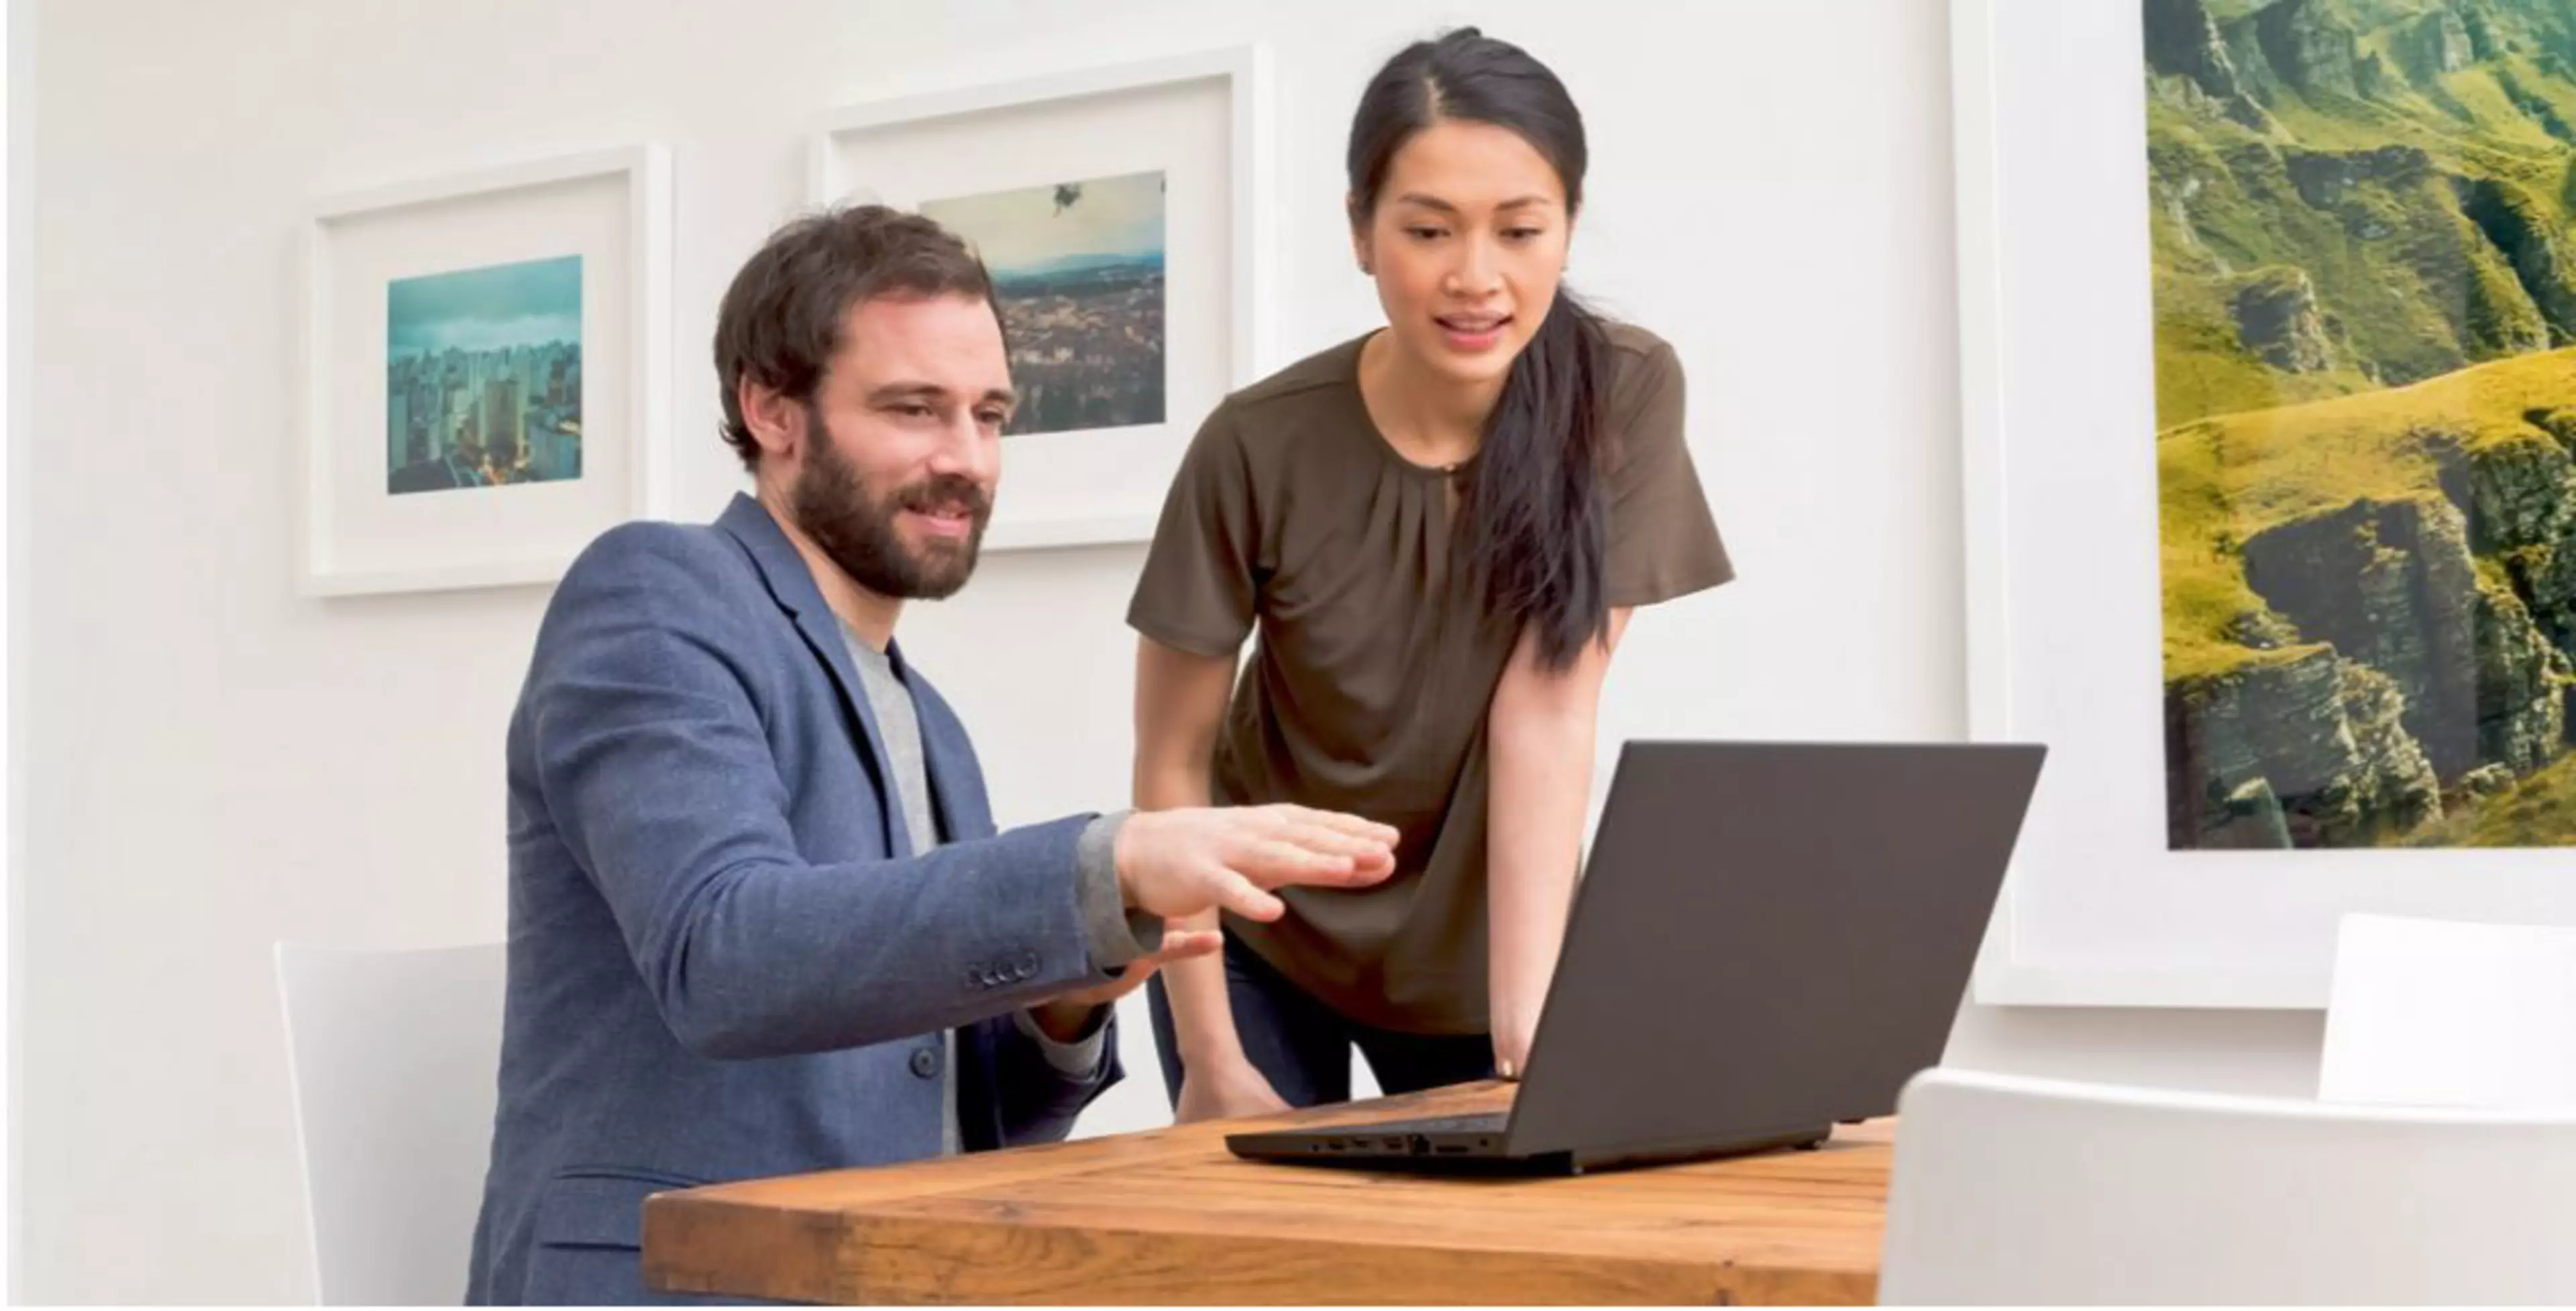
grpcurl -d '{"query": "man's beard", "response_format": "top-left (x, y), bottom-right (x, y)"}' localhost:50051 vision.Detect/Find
top-left (790, 414), bottom-right (991, 602)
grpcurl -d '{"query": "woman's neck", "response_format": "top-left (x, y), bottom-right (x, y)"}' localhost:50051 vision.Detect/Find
top-left (1358, 329), bottom-right (1504, 469)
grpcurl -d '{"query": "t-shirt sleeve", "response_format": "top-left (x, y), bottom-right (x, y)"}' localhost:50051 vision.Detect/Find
top-left (1126, 405), bottom-right (1261, 657)
top-left (1605, 340), bottom-right (1734, 608)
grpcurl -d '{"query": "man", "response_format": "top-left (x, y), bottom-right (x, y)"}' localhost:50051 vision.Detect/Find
top-left (465, 205), bottom-right (1397, 1306)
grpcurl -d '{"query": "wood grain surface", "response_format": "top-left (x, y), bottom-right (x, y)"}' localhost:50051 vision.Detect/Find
top-left (642, 1081), bottom-right (1892, 1305)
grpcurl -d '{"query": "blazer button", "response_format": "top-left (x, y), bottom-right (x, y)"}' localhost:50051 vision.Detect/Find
top-left (910, 1047), bottom-right (943, 1080)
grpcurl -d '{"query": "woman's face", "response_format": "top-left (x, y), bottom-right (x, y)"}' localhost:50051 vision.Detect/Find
top-left (1354, 118), bottom-right (1574, 392)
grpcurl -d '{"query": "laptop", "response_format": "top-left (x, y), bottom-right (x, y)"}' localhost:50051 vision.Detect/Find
top-left (1224, 739), bottom-right (2047, 1176)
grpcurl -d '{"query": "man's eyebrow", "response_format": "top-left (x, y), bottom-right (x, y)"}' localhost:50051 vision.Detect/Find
top-left (863, 381), bottom-right (1020, 407)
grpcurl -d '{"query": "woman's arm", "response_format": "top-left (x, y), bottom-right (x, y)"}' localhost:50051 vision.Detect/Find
top-left (1485, 606), bottom-right (1632, 1076)
top-left (1134, 635), bottom-right (1293, 1119)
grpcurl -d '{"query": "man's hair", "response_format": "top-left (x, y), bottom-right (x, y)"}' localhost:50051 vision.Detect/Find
top-left (712, 204), bottom-right (1004, 470)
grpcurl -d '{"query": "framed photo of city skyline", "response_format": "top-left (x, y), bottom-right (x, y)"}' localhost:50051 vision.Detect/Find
top-left (920, 171), bottom-right (1168, 439)
top-left (386, 254), bottom-right (586, 496)
top-left (1953, 0), bottom-right (2576, 1008)
top-left (301, 145), bottom-right (671, 597)
top-left (814, 47), bottom-right (1271, 550)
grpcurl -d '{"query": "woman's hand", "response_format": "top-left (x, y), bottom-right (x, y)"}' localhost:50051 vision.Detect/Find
top-left (1177, 1049), bottom-right (1294, 1123)
top-left (1491, 1013), bottom-right (1538, 1081)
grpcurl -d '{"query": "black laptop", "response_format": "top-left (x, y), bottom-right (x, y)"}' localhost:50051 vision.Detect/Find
top-left (1224, 739), bottom-right (2047, 1176)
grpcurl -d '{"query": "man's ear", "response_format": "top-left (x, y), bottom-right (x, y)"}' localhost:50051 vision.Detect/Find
top-left (739, 376), bottom-right (803, 462)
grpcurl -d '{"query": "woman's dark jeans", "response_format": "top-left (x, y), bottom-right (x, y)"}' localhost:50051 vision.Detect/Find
top-left (1144, 933), bottom-right (1495, 1108)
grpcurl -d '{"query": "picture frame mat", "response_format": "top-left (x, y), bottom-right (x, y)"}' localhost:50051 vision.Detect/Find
top-left (1949, 0), bottom-right (2576, 1008)
top-left (299, 144), bottom-right (669, 596)
top-left (812, 48), bottom-right (1271, 551)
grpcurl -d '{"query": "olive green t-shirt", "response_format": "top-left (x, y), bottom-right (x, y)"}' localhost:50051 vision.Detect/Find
top-left (1126, 321), bottom-right (1733, 1034)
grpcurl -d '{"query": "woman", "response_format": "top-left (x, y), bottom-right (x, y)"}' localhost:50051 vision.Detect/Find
top-left (1126, 27), bottom-right (1733, 1121)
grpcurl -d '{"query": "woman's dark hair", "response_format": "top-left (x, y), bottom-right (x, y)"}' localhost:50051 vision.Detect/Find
top-left (1348, 27), bottom-right (1613, 671)
top-left (713, 204), bottom-right (1006, 470)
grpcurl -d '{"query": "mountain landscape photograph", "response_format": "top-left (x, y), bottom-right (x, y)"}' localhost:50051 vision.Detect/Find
top-left (2148, 0), bottom-right (2576, 849)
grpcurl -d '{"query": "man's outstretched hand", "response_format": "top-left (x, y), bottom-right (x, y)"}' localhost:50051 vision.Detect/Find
top-left (1115, 804), bottom-right (1400, 921)
top-left (1026, 804), bottom-right (1399, 1042)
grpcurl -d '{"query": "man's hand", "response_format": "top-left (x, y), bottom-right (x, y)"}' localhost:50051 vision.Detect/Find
top-left (1024, 926), bottom-right (1224, 1041)
top-left (1024, 802), bottom-right (1394, 1043)
top-left (1114, 804), bottom-right (1399, 921)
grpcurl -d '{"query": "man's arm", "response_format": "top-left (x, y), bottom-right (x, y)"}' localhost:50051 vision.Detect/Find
top-left (988, 1005), bottom-right (1122, 1147)
top-left (534, 526), bottom-right (1397, 1064)
top-left (531, 525), bottom-right (1108, 1060)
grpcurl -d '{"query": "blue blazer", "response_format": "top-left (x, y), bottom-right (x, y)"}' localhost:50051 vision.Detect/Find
top-left (466, 494), bottom-right (1126, 1306)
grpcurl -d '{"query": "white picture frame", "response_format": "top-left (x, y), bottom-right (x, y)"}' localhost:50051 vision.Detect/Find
top-left (810, 46), bottom-right (1273, 552)
top-left (299, 144), bottom-right (672, 597)
top-left (1951, 0), bottom-right (2576, 1008)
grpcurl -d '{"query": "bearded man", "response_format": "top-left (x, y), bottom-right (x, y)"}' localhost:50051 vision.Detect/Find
top-left (465, 205), bottom-right (1397, 1306)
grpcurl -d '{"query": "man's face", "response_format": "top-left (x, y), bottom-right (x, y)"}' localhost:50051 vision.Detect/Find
top-left (779, 293), bottom-right (1012, 600)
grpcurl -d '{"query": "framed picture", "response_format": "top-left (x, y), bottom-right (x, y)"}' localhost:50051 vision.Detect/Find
top-left (811, 47), bottom-right (1272, 551)
top-left (1953, 0), bottom-right (2576, 1007)
top-left (300, 144), bottom-right (671, 596)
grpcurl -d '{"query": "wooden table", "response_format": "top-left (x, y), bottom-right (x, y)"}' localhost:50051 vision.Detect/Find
top-left (643, 1082), bottom-right (1892, 1305)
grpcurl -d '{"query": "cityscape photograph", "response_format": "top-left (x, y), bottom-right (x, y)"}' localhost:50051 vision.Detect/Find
top-left (920, 170), bottom-right (1166, 436)
top-left (385, 253), bottom-right (584, 495)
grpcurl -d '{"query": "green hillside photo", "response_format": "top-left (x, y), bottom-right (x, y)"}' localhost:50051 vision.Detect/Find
top-left (2149, 0), bottom-right (2576, 849)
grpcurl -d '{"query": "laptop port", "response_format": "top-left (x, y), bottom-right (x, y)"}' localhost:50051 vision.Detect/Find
top-left (1407, 1135), bottom-right (1431, 1155)
top-left (1435, 1143), bottom-right (1470, 1155)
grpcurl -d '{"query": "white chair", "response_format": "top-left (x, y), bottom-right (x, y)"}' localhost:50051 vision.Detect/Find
top-left (275, 941), bottom-right (506, 1305)
top-left (1878, 1067), bottom-right (2576, 1304)
top-left (2320, 912), bottom-right (2576, 1107)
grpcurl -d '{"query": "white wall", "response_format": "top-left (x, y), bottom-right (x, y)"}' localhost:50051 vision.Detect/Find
top-left (5, 0), bottom-right (28, 1300)
top-left (18, 0), bottom-right (2322, 1302)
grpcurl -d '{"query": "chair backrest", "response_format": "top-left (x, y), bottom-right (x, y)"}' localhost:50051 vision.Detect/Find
top-left (1878, 1066), bottom-right (2576, 1304)
top-left (275, 941), bottom-right (506, 1306)
top-left (2320, 912), bottom-right (2576, 1107)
